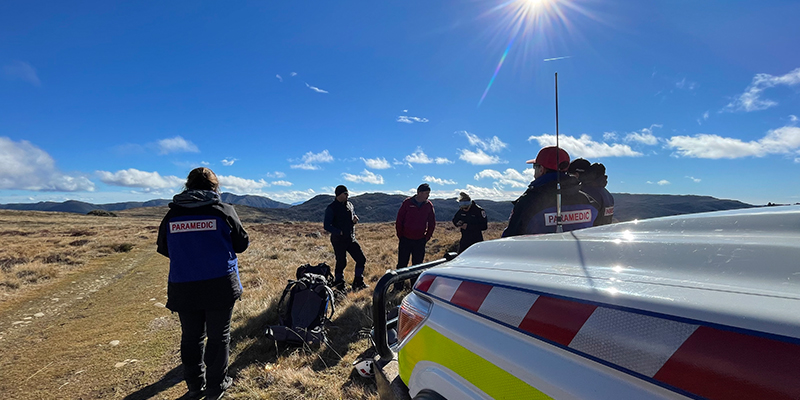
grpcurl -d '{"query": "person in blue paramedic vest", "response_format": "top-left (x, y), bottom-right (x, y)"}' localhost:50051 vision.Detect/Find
top-left (156, 167), bottom-right (249, 400)
top-left (503, 146), bottom-right (599, 237)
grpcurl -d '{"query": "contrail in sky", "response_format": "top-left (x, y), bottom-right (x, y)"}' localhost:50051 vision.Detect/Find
top-left (543, 56), bottom-right (572, 62)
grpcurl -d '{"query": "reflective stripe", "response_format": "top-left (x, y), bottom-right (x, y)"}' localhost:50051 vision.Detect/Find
top-left (400, 325), bottom-right (552, 400)
top-left (415, 274), bottom-right (800, 399)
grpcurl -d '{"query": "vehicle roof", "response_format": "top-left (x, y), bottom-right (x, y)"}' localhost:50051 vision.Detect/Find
top-left (426, 205), bottom-right (800, 339)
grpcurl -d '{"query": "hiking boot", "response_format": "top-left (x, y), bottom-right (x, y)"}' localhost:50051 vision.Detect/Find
top-left (331, 279), bottom-right (347, 292)
top-left (186, 387), bottom-right (204, 399)
top-left (206, 376), bottom-right (232, 400)
top-left (351, 278), bottom-right (369, 292)
top-left (186, 381), bottom-right (205, 399)
top-left (391, 281), bottom-right (405, 292)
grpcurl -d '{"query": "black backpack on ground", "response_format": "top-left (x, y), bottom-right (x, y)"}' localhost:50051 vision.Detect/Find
top-left (265, 263), bottom-right (335, 346)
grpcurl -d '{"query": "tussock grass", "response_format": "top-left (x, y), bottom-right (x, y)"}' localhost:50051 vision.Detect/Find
top-left (229, 220), bottom-right (506, 399)
top-left (0, 210), bottom-right (157, 301)
top-left (0, 209), bottom-right (506, 399)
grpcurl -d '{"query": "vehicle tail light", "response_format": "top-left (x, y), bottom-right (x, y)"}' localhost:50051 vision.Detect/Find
top-left (397, 293), bottom-right (431, 345)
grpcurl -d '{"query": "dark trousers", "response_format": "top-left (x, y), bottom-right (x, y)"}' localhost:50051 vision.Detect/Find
top-left (331, 236), bottom-right (366, 282)
top-left (397, 237), bottom-right (426, 269)
top-left (178, 307), bottom-right (234, 392)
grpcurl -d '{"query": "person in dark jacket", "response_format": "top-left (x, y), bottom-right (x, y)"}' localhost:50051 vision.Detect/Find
top-left (503, 147), bottom-right (598, 237)
top-left (452, 192), bottom-right (487, 253)
top-left (156, 167), bottom-right (248, 400)
top-left (569, 160), bottom-right (615, 226)
top-left (323, 185), bottom-right (368, 292)
top-left (395, 183), bottom-right (436, 269)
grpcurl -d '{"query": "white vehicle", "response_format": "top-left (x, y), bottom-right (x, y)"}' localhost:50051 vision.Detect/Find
top-left (372, 206), bottom-right (800, 400)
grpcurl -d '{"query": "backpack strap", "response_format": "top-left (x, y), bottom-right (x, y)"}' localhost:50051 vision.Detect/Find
top-left (276, 279), bottom-right (298, 326)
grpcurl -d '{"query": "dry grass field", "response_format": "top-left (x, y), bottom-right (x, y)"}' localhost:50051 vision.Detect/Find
top-left (0, 208), bottom-right (506, 399)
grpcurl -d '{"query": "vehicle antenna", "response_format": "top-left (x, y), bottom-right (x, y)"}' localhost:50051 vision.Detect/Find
top-left (555, 73), bottom-right (563, 233)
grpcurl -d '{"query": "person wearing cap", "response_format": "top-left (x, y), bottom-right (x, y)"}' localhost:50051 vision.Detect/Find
top-left (574, 162), bottom-right (615, 226)
top-left (323, 185), bottom-right (368, 291)
top-left (568, 158), bottom-right (591, 179)
top-left (502, 146), bottom-right (599, 237)
top-left (395, 183), bottom-right (436, 270)
top-left (452, 192), bottom-right (488, 253)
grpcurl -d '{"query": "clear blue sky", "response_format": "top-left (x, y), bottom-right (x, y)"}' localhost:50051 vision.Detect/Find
top-left (2, 0), bottom-right (799, 205)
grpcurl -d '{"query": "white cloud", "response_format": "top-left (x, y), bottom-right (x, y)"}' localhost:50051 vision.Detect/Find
top-left (397, 116), bottom-right (429, 124)
top-left (276, 74), bottom-right (283, 82)
top-left (157, 136), bottom-right (199, 155)
top-left (265, 171), bottom-right (286, 178)
top-left (603, 132), bottom-right (618, 141)
top-left (462, 131), bottom-right (507, 153)
top-left (703, 111), bottom-right (710, 120)
top-left (290, 72), bottom-right (297, 77)
top-left (458, 149), bottom-right (504, 165)
top-left (658, 180), bottom-right (670, 185)
top-left (435, 157), bottom-right (453, 164)
top-left (0, 137), bottom-right (95, 191)
top-left (97, 168), bottom-right (183, 189)
top-left (267, 188), bottom-right (315, 204)
top-left (675, 78), bottom-right (696, 90)
top-left (453, 184), bottom-right (521, 201)
top-left (221, 158), bottom-right (237, 166)
top-left (686, 176), bottom-right (701, 183)
top-left (474, 168), bottom-right (535, 189)
top-left (200, 161), bottom-right (210, 166)
top-left (218, 175), bottom-right (269, 193)
top-left (3, 61), bottom-right (41, 86)
top-left (403, 109), bottom-right (408, 113)
top-left (405, 149), bottom-right (433, 164)
top-left (528, 134), bottom-right (643, 158)
top-left (423, 176), bottom-right (457, 185)
top-left (271, 180), bottom-right (292, 187)
top-left (291, 150), bottom-right (334, 170)
top-left (342, 169), bottom-right (384, 184)
top-left (305, 82), bottom-right (328, 93)
top-left (624, 125), bottom-right (661, 146)
top-left (723, 68), bottom-right (800, 112)
top-left (361, 157), bottom-right (391, 169)
top-left (666, 126), bottom-right (800, 159)
top-left (790, 115), bottom-right (798, 123)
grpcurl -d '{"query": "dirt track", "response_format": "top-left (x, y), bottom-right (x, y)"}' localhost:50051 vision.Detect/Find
top-left (0, 245), bottom-right (191, 399)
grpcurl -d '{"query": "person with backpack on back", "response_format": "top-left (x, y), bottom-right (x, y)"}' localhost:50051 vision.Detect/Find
top-left (569, 158), bottom-right (615, 226)
top-left (323, 185), bottom-right (368, 292)
top-left (156, 167), bottom-right (249, 400)
top-left (503, 146), bottom-right (598, 237)
top-left (452, 192), bottom-right (488, 253)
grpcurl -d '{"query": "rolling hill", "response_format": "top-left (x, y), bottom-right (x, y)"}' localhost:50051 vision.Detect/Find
top-left (2, 192), bottom-right (756, 224)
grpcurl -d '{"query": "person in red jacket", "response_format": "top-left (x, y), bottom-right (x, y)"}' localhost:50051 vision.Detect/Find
top-left (395, 183), bottom-right (436, 271)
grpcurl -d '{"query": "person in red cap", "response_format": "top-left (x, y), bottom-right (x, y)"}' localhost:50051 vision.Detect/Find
top-left (502, 146), bottom-right (599, 237)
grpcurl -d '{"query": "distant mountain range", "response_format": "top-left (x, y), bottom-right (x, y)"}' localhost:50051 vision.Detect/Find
top-left (0, 192), bottom-right (757, 223)
top-left (0, 193), bottom-right (290, 215)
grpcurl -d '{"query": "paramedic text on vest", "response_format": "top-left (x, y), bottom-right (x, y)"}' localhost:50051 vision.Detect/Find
top-left (156, 167), bottom-right (249, 400)
top-left (503, 146), bottom-right (598, 237)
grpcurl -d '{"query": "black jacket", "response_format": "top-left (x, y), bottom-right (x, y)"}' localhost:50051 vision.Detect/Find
top-left (503, 173), bottom-right (599, 237)
top-left (324, 199), bottom-right (357, 241)
top-left (452, 202), bottom-right (488, 252)
top-left (580, 175), bottom-right (614, 226)
top-left (156, 190), bottom-right (249, 312)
